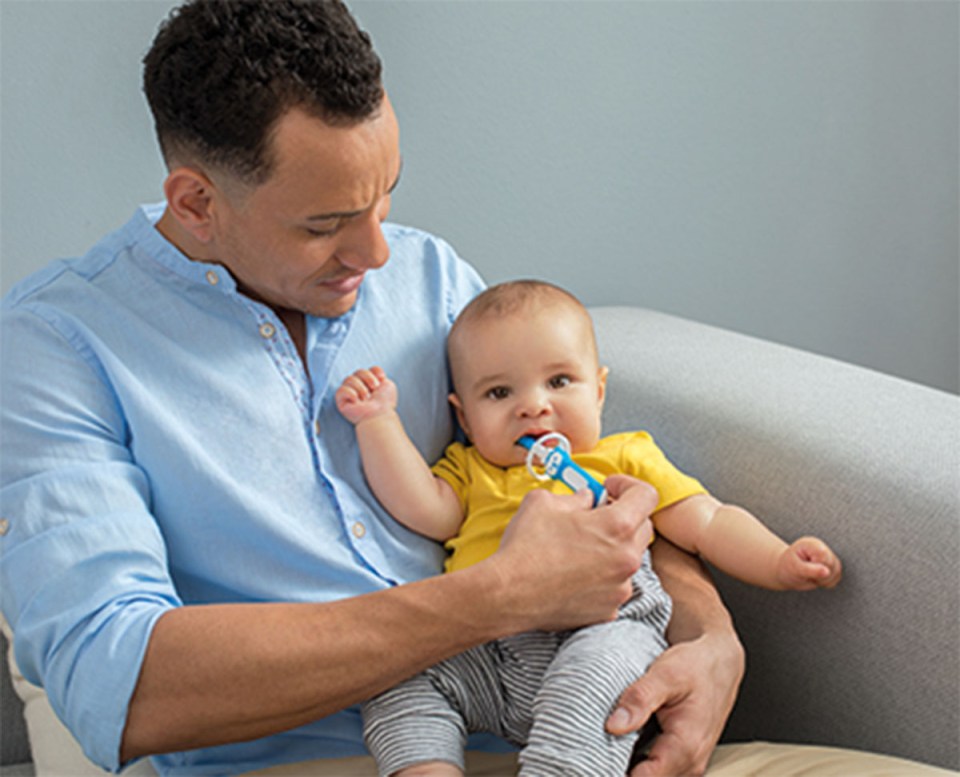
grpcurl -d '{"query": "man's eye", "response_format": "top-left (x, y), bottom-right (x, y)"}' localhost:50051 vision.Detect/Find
top-left (486, 386), bottom-right (510, 400)
top-left (305, 220), bottom-right (341, 238)
top-left (549, 375), bottom-right (572, 389)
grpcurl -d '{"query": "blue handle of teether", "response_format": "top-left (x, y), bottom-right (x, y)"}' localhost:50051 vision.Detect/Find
top-left (518, 435), bottom-right (607, 507)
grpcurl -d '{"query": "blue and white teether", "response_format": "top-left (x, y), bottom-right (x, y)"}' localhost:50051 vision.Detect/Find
top-left (517, 432), bottom-right (607, 507)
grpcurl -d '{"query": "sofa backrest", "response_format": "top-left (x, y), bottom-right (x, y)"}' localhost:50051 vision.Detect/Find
top-left (594, 306), bottom-right (959, 770)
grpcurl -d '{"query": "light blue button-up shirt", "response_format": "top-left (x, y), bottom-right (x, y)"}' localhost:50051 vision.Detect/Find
top-left (0, 204), bottom-right (486, 774)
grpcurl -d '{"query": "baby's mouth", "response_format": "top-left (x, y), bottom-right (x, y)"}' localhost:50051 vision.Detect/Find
top-left (516, 431), bottom-right (545, 446)
top-left (516, 430), bottom-right (560, 449)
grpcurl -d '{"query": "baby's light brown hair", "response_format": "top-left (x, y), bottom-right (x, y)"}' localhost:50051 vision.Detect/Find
top-left (447, 280), bottom-right (599, 392)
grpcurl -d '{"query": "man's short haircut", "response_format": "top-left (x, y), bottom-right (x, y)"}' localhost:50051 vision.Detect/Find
top-left (143, 0), bottom-right (383, 183)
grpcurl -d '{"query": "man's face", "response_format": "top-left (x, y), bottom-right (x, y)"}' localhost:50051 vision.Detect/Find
top-left (208, 98), bottom-right (402, 318)
top-left (449, 303), bottom-right (608, 468)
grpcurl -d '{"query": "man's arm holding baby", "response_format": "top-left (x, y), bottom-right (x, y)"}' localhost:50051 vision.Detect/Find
top-left (611, 536), bottom-right (746, 777)
top-left (654, 494), bottom-right (842, 590)
top-left (609, 495), bottom-right (840, 775)
top-left (336, 366), bottom-right (463, 541)
top-left (122, 481), bottom-right (658, 762)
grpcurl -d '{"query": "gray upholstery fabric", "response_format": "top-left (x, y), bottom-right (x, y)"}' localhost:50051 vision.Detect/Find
top-left (594, 306), bottom-right (959, 770)
top-left (2, 631), bottom-right (32, 770)
top-left (2, 306), bottom-right (957, 772)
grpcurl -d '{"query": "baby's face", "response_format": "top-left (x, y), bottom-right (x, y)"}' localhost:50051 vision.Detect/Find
top-left (449, 303), bottom-right (608, 468)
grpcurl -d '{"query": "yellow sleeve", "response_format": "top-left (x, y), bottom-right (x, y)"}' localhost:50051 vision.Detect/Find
top-left (431, 442), bottom-right (471, 512)
top-left (614, 432), bottom-right (707, 511)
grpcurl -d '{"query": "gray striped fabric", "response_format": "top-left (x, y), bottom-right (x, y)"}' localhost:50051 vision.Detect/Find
top-left (363, 554), bottom-right (671, 776)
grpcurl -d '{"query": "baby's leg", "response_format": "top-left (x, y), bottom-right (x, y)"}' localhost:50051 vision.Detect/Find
top-left (390, 762), bottom-right (464, 777)
top-left (519, 560), bottom-right (671, 776)
top-left (364, 641), bottom-right (532, 777)
top-left (363, 667), bottom-right (468, 776)
top-left (518, 618), bottom-right (667, 776)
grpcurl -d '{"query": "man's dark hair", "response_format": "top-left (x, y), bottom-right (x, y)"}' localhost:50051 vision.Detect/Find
top-left (143, 0), bottom-right (383, 183)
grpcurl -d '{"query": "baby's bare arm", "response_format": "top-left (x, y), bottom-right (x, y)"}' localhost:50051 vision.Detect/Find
top-left (654, 494), bottom-right (841, 590)
top-left (336, 367), bottom-right (463, 541)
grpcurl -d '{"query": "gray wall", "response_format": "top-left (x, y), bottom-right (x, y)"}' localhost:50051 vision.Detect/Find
top-left (2, 0), bottom-right (957, 393)
top-left (1, 0), bottom-right (173, 269)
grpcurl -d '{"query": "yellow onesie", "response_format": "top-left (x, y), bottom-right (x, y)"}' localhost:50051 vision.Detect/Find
top-left (433, 431), bottom-right (706, 573)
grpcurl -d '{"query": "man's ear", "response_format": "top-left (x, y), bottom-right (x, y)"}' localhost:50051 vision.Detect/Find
top-left (448, 393), bottom-right (471, 439)
top-left (597, 366), bottom-right (610, 408)
top-left (162, 167), bottom-right (219, 244)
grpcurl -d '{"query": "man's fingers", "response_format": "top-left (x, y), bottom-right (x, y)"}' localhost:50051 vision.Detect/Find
top-left (606, 672), bottom-right (677, 736)
top-left (599, 476), bottom-right (657, 552)
top-left (604, 474), bottom-right (659, 508)
top-left (630, 730), bottom-right (710, 777)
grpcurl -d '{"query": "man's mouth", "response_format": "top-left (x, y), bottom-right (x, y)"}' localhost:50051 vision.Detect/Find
top-left (319, 273), bottom-right (365, 295)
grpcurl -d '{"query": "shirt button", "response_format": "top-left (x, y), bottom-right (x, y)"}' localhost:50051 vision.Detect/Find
top-left (205, 270), bottom-right (219, 286)
top-left (351, 521), bottom-right (366, 539)
top-left (259, 322), bottom-right (276, 339)
top-left (0, 518), bottom-right (9, 536)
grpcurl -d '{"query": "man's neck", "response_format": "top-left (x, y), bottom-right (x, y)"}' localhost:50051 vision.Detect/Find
top-left (154, 208), bottom-right (308, 362)
top-left (155, 208), bottom-right (216, 263)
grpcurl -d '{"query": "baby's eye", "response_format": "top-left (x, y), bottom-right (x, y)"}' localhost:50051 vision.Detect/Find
top-left (548, 375), bottom-right (572, 389)
top-left (486, 386), bottom-right (510, 400)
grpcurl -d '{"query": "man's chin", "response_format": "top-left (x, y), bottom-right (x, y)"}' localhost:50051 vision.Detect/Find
top-left (308, 290), bottom-right (360, 319)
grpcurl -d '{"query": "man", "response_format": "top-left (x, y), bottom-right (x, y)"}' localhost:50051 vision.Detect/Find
top-left (0, 2), bottom-right (742, 774)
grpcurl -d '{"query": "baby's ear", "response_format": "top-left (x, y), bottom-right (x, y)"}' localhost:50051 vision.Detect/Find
top-left (597, 366), bottom-right (610, 407)
top-left (448, 393), bottom-right (471, 438)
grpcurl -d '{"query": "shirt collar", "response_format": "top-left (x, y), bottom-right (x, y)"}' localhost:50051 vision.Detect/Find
top-left (129, 202), bottom-right (239, 293)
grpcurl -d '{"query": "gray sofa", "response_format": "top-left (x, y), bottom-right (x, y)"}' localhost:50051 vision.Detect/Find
top-left (2, 306), bottom-right (958, 774)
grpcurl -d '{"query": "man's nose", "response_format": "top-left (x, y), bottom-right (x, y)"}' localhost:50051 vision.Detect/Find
top-left (338, 211), bottom-right (390, 270)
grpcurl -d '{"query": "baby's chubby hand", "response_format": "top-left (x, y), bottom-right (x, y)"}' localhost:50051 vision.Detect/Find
top-left (335, 366), bottom-right (398, 425)
top-left (776, 536), bottom-right (843, 591)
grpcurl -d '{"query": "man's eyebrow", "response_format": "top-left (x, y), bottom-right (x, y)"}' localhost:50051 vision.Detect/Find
top-left (306, 162), bottom-right (403, 222)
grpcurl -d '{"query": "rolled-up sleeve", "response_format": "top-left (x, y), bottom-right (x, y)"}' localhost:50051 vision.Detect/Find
top-left (0, 211), bottom-right (487, 774)
top-left (1, 306), bottom-right (180, 772)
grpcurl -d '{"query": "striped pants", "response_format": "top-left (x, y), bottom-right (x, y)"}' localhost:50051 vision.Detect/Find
top-left (362, 554), bottom-right (672, 776)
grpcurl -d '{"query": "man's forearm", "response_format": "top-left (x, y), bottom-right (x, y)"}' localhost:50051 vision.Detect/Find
top-left (649, 536), bottom-right (739, 646)
top-left (121, 563), bottom-right (509, 762)
top-left (122, 479), bottom-right (661, 764)
top-left (615, 537), bottom-right (744, 776)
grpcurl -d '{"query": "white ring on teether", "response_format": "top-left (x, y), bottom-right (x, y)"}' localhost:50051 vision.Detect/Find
top-left (524, 432), bottom-right (571, 481)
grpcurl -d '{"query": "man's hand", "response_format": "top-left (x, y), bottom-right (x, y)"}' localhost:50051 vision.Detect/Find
top-left (777, 536), bottom-right (843, 590)
top-left (335, 366), bottom-right (397, 425)
top-left (489, 475), bottom-right (658, 633)
top-left (605, 537), bottom-right (745, 776)
top-left (607, 628), bottom-right (745, 776)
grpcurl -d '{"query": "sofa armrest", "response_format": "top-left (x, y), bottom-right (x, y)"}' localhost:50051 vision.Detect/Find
top-left (592, 306), bottom-right (959, 771)
top-left (1, 627), bottom-right (31, 770)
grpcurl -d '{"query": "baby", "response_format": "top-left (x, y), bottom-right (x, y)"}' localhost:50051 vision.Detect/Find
top-left (337, 280), bottom-right (841, 776)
